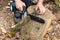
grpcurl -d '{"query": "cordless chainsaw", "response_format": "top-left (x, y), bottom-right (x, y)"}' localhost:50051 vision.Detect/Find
top-left (10, 1), bottom-right (45, 24)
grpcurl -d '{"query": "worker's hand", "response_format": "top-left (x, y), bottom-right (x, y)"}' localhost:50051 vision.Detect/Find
top-left (36, 3), bottom-right (46, 14)
top-left (15, 0), bottom-right (25, 11)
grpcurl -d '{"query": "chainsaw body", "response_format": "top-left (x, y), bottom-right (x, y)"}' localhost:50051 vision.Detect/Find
top-left (10, 1), bottom-right (27, 23)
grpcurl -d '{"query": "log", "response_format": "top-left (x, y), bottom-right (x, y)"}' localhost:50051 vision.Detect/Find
top-left (9, 16), bottom-right (31, 36)
top-left (27, 5), bottom-right (40, 15)
top-left (19, 5), bottom-right (55, 40)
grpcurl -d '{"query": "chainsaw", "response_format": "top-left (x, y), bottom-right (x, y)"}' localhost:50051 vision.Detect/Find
top-left (10, 1), bottom-right (45, 24)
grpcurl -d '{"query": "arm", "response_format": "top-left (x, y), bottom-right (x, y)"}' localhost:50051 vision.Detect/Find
top-left (15, 0), bottom-right (21, 2)
top-left (36, 0), bottom-right (46, 14)
top-left (15, 0), bottom-right (25, 11)
top-left (38, 0), bottom-right (44, 4)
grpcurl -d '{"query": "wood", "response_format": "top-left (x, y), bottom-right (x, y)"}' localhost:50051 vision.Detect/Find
top-left (19, 5), bottom-right (55, 40)
top-left (9, 16), bottom-right (31, 36)
top-left (27, 5), bottom-right (40, 15)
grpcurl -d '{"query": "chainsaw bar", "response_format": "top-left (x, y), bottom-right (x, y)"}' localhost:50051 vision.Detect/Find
top-left (27, 14), bottom-right (45, 24)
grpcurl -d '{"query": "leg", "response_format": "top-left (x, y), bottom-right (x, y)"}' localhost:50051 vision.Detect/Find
top-left (22, 0), bottom-right (34, 8)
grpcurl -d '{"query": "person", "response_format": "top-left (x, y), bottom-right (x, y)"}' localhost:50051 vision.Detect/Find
top-left (15, 0), bottom-right (46, 14)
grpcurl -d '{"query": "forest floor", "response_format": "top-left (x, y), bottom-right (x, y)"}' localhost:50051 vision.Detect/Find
top-left (0, 0), bottom-right (60, 40)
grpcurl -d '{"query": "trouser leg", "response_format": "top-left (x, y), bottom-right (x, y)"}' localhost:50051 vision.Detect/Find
top-left (22, 0), bottom-right (34, 8)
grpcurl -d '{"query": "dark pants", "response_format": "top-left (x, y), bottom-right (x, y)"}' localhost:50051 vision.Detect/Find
top-left (22, 0), bottom-right (35, 8)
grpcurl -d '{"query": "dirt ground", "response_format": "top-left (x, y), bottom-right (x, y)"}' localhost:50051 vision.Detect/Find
top-left (0, 0), bottom-right (60, 40)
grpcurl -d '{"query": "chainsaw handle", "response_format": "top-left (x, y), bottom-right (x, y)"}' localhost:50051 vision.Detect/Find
top-left (22, 6), bottom-right (26, 13)
top-left (10, 1), bottom-right (26, 12)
